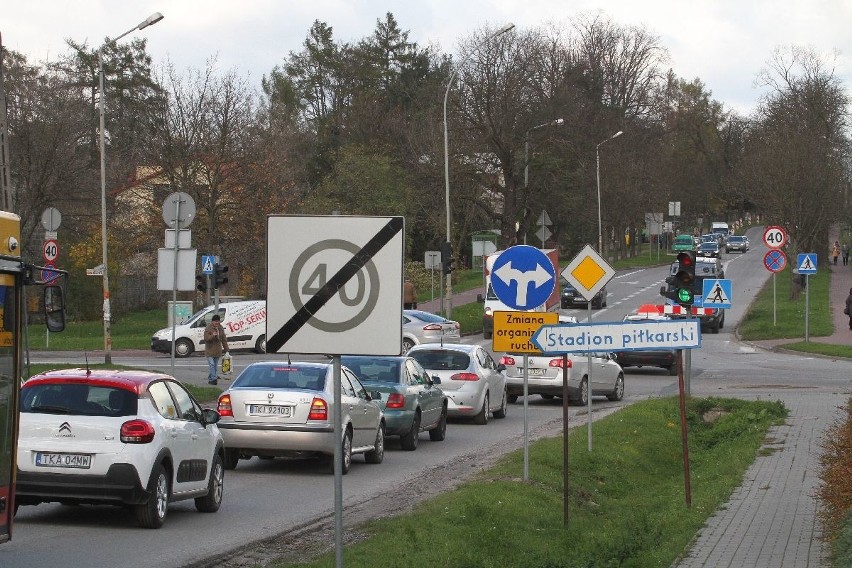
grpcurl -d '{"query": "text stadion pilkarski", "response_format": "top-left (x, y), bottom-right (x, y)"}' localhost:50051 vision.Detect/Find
top-left (533, 320), bottom-right (701, 353)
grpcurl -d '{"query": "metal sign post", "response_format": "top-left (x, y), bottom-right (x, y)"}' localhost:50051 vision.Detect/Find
top-left (796, 253), bottom-right (817, 342)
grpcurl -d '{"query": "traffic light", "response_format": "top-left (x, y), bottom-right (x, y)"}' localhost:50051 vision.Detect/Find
top-left (673, 251), bottom-right (696, 306)
top-left (196, 274), bottom-right (208, 293)
top-left (441, 242), bottom-right (454, 275)
top-left (213, 264), bottom-right (229, 288)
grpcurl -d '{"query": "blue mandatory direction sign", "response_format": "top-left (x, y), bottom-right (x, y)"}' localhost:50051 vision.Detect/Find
top-left (797, 253), bottom-right (817, 275)
top-left (490, 245), bottom-right (556, 310)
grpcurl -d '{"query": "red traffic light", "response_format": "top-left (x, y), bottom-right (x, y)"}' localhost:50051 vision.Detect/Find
top-left (676, 251), bottom-right (695, 267)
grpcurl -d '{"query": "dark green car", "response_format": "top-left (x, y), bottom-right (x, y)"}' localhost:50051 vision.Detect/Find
top-left (341, 356), bottom-right (448, 451)
top-left (672, 234), bottom-right (695, 251)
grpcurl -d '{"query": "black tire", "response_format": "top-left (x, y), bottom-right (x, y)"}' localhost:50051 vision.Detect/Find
top-left (135, 463), bottom-right (169, 529)
top-left (400, 412), bottom-right (420, 451)
top-left (341, 429), bottom-right (353, 473)
top-left (174, 338), bottom-right (193, 358)
top-left (364, 423), bottom-right (385, 464)
top-left (474, 393), bottom-right (489, 425)
top-left (195, 454), bottom-right (224, 513)
top-left (223, 448), bottom-right (240, 470)
top-left (711, 321), bottom-right (720, 334)
top-left (667, 363), bottom-right (678, 376)
top-left (402, 338), bottom-right (416, 354)
top-left (572, 377), bottom-right (589, 407)
top-left (493, 388), bottom-right (508, 419)
top-left (507, 394), bottom-right (519, 404)
top-left (429, 407), bottom-right (447, 441)
top-left (607, 374), bottom-right (625, 401)
top-left (254, 335), bottom-right (266, 354)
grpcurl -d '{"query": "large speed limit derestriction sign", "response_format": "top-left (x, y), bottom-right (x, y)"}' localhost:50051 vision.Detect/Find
top-left (266, 215), bottom-right (404, 355)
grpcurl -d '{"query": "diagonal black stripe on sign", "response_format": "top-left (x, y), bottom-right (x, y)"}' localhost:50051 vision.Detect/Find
top-left (268, 217), bottom-right (403, 353)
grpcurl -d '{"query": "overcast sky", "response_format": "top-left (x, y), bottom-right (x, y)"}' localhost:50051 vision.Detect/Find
top-left (4, 0), bottom-right (852, 116)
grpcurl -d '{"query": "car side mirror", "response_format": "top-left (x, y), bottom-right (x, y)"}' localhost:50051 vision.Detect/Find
top-left (44, 285), bottom-right (65, 333)
top-left (431, 376), bottom-right (441, 385)
top-left (202, 408), bottom-right (220, 425)
top-left (496, 363), bottom-right (507, 372)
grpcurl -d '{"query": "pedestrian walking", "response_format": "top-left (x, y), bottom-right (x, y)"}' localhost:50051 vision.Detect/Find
top-left (403, 279), bottom-right (418, 310)
top-left (843, 243), bottom-right (849, 266)
top-left (832, 241), bottom-right (841, 265)
top-left (204, 314), bottom-right (229, 385)
top-left (846, 288), bottom-right (852, 330)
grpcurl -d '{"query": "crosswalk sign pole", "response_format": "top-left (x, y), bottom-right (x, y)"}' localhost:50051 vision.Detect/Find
top-left (805, 274), bottom-right (810, 342)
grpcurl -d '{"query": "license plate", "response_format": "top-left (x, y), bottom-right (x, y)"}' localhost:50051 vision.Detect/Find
top-left (249, 404), bottom-right (292, 416)
top-left (36, 452), bottom-right (91, 469)
top-left (518, 368), bottom-right (546, 376)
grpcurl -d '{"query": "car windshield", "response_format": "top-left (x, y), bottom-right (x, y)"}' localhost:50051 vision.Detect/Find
top-left (699, 243), bottom-right (716, 250)
top-left (21, 383), bottom-right (138, 417)
top-left (233, 364), bottom-right (326, 390)
top-left (409, 350), bottom-right (470, 371)
top-left (405, 311), bottom-right (448, 324)
top-left (728, 236), bottom-right (746, 242)
top-left (341, 358), bottom-right (401, 383)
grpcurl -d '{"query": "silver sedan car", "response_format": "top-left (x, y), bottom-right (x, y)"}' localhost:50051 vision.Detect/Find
top-left (216, 361), bottom-right (385, 474)
top-left (402, 310), bottom-right (460, 354)
top-left (407, 343), bottom-right (508, 425)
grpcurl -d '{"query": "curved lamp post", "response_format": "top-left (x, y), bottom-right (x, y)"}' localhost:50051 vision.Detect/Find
top-left (442, 22), bottom-right (514, 317)
top-left (98, 12), bottom-right (164, 363)
top-left (595, 130), bottom-right (623, 255)
top-left (522, 118), bottom-right (564, 243)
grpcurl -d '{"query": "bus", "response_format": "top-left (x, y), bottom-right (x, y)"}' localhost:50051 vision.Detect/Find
top-left (0, 211), bottom-right (65, 544)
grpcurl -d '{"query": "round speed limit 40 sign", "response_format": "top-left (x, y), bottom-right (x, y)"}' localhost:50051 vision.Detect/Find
top-left (763, 226), bottom-right (787, 249)
top-left (42, 239), bottom-right (59, 263)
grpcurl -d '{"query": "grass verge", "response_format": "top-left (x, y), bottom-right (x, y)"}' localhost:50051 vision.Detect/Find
top-left (276, 396), bottom-right (787, 568)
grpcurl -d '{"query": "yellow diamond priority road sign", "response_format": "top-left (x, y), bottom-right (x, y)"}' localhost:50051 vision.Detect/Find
top-left (492, 311), bottom-right (559, 353)
top-left (561, 244), bottom-right (615, 302)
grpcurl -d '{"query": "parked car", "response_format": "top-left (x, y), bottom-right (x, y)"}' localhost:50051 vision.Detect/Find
top-left (500, 348), bottom-right (624, 405)
top-left (725, 235), bottom-right (749, 253)
top-left (613, 314), bottom-right (678, 375)
top-left (16, 369), bottom-right (224, 528)
top-left (341, 355), bottom-right (448, 450)
top-left (697, 241), bottom-right (721, 258)
top-left (216, 361), bottom-right (385, 474)
top-left (408, 343), bottom-right (508, 425)
top-left (561, 280), bottom-right (607, 309)
top-left (402, 310), bottom-right (460, 354)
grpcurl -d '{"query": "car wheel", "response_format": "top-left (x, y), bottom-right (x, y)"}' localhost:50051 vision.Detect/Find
top-left (607, 374), bottom-right (625, 401)
top-left (174, 338), bottom-right (193, 358)
top-left (255, 335), bottom-right (266, 354)
top-left (493, 388), bottom-right (508, 419)
top-left (341, 429), bottom-right (353, 474)
top-left (540, 394), bottom-right (555, 400)
top-left (711, 320), bottom-right (720, 334)
top-left (429, 406), bottom-right (447, 441)
top-left (402, 338), bottom-right (416, 354)
top-left (668, 363), bottom-right (678, 376)
top-left (365, 423), bottom-right (385, 464)
top-left (572, 377), bottom-right (589, 407)
top-left (507, 394), bottom-right (519, 404)
top-left (400, 412), bottom-right (420, 451)
top-left (223, 448), bottom-right (240, 470)
top-left (136, 463), bottom-right (169, 529)
top-left (195, 454), bottom-right (224, 513)
top-left (474, 392), bottom-right (489, 425)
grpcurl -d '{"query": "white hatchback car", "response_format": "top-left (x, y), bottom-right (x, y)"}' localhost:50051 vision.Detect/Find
top-left (407, 343), bottom-right (508, 425)
top-left (16, 369), bottom-right (225, 529)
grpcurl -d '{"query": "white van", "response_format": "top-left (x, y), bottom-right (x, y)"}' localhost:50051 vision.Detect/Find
top-left (151, 300), bottom-right (267, 358)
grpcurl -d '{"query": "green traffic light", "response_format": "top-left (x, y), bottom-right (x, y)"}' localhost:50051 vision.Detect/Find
top-left (677, 287), bottom-right (694, 303)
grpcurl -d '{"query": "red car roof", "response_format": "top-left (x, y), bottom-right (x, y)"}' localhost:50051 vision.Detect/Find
top-left (23, 368), bottom-right (176, 396)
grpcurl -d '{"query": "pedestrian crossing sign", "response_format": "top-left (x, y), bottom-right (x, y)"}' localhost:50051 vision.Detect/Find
top-left (797, 253), bottom-right (817, 274)
top-left (202, 255), bottom-right (215, 274)
top-left (701, 279), bottom-right (732, 309)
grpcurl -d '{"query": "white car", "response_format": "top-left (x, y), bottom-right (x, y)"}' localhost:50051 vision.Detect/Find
top-left (402, 310), bottom-right (461, 354)
top-left (16, 369), bottom-right (224, 529)
top-left (407, 343), bottom-right (508, 424)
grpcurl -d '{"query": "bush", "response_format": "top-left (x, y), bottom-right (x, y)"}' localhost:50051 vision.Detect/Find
top-left (818, 400), bottom-right (852, 545)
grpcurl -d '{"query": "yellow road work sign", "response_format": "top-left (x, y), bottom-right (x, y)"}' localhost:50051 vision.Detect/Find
top-left (492, 311), bottom-right (559, 353)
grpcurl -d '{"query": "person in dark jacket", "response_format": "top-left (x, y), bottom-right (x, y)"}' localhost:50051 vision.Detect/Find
top-left (846, 288), bottom-right (852, 330)
top-left (204, 314), bottom-right (229, 385)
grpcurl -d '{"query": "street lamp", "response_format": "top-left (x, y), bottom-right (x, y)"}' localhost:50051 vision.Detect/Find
top-left (98, 12), bottom-right (164, 364)
top-left (596, 130), bottom-right (622, 255)
top-left (442, 22), bottom-right (514, 318)
top-left (522, 118), bottom-right (564, 242)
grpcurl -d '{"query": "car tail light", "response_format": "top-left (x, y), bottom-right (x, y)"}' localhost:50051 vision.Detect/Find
top-left (308, 397), bottom-right (328, 421)
top-left (450, 372), bottom-right (480, 381)
top-left (422, 324), bottom-right (442, 331)
top-left (549, 358), bottom-right (573, 368)
top-left (385, 393), bottom-right (405, 409)
top-left (217, 394), bottom-right (233, 417)
top-left (500, 355), bottom-right (516, 366)
top-left (120, 420), bottom-right (155, 444)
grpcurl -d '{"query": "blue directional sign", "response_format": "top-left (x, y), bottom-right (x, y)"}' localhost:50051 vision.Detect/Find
top-left (797, 253), bottom-right (817, 275)
top-left (531, 320), bottom-right (701, 354)
top-left (490, 245), bottom-right (556, 310)
top-left (202, 255), bottom-right (215, 274)
top-left (701, 279), bottom-right (732, 309)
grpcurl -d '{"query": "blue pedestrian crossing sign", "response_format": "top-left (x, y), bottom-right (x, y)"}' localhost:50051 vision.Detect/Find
top-left (797, 253), bottom-right (817, 275)
top-left (701, 279), bottom-right (732, 309)
top-left (490, 245), bottom-right (556, 310)
top-left (202, 255), bottom-right (215, 274)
